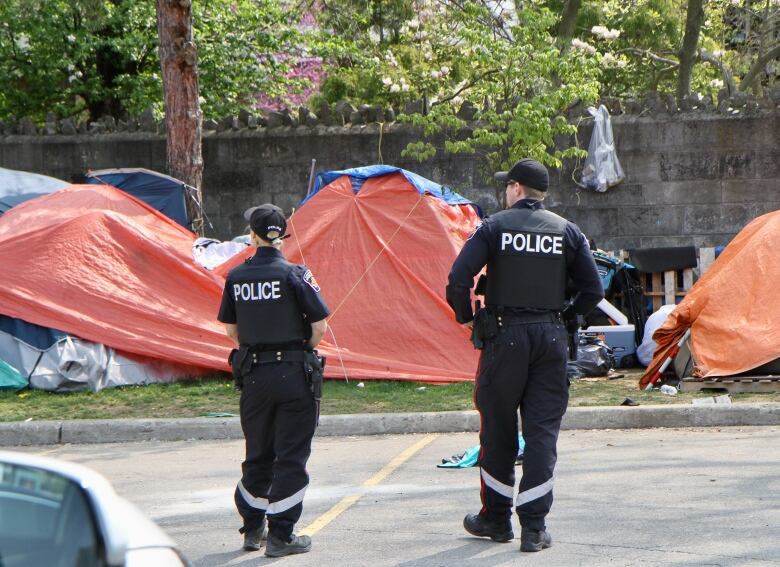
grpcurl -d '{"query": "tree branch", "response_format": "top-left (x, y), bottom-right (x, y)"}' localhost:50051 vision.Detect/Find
top-left (616, 48), bottom-right (679, 67)
top-left (698, 48), bottom-right (736, 95)
top-left (431, 68), bottom-right (502, 106)
top-left (739, 42), bottom-right (780, 92)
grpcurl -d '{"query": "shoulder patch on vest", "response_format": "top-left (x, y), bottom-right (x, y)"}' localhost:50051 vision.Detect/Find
top-left (303, 269), bottom-right (321, 292)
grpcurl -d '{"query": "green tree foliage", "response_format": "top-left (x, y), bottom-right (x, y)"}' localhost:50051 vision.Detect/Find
top-left (0, 0), bottom-right (309, 122)
top-left (551, 0), bottom-right (779, 100)
top-left (315, 0), bottom-right (602, 175)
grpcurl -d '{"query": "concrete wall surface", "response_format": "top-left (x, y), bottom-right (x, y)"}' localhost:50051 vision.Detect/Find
top-left (1, 112), bottom-right (778, 250)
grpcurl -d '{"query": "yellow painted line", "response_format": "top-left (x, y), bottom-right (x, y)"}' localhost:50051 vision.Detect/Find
top-left (300, 434), bottom-right (438, 536)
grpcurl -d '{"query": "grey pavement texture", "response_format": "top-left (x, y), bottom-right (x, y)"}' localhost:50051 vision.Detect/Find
top-left (3, 403), bottom-right (780, 445)
top-left (7, 428), bottom-right (780, 566)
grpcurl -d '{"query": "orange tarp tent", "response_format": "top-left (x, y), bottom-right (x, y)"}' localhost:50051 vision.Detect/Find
top-left (640, 210), bottom-right (780, 388)
top-left (217, 166), bottom-right (482, 382)
top-left (0, 185), bottom-right (232, 371)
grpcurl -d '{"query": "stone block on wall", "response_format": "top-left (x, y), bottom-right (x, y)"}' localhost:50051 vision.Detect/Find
top-left (659, 152), bottom-right (720, 181)
top-left (683, 204), bottom-right (754, 235)
top-left (643, 180), bottom-right (722, 205)
top-left (722, 179), bottom-right (780, 203)
top-left (553, 206), bottom-right (619, 241)
top-left (618, 205), bottom-right (684, 236)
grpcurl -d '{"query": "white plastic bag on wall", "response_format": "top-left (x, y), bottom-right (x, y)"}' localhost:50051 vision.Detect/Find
top-left (577, 105), bottom-right (625, 192)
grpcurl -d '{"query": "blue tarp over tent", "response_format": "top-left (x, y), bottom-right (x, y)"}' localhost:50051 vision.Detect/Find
top-left (0, 315), bottom-right (66, 351)
top-left (84, 168), bottom-right (191, 228)
top-left (304, 165), bottom-right (481, 215)
top-left (0, 193), bottom-right (47, 215)
top-left (0, 167), bottom-right (68, 214)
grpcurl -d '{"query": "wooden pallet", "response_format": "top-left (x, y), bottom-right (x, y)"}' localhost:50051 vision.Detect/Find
top-left (606, 248), bottom-right (716, 312)
top-left (679, 375), bottom-right (780, 393)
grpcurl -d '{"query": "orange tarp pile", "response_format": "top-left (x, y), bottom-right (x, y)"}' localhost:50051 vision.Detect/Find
top-left (0, 185), bottom-right (232, 371)
top-left (640, 211), bottom-right (780, 388)
top-left (217, 171), bottom-right (482, 382)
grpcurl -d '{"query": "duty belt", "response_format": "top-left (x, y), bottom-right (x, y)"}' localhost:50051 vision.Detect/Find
top-left (497, 311), bottom-right (561, 327)
top-left (252, 350), bottom-right (307, 364)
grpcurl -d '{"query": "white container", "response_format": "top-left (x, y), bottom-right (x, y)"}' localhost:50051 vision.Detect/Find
top-left (581, 324), bottom-right (637, 367)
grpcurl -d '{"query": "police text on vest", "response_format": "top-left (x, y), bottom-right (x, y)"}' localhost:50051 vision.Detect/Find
top-left (500, 232), bottom-right (563, 254)
top-left (234, 281), bottom-right (281, 301)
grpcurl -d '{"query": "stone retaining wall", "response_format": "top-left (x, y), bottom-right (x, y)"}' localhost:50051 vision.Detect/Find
top-left (1, 112), bottom-right (778, 250)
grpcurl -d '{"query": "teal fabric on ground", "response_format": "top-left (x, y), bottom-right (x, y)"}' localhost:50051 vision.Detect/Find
top-left (0, 359), bottom-right (27, 390)
top-left (438, 434), bottom-right (525, 468)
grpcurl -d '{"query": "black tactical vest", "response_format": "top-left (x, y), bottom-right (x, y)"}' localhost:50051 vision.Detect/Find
top-left (485, 207), bottom-right (568, 310)
top-left (228, 257), bottom-right (307, 346)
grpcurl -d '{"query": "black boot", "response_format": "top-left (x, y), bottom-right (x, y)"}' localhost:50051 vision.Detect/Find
top-left (241, 518), bottom-right (268, 551)
top-left (520, 527), bottom-right (552, 552)
top-left (463, 513), bottom-right (514, 542)
top-left (265, 533), bottom-right (312, 557)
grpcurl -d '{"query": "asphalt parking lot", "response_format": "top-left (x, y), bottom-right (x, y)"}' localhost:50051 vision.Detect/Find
top-left (11, 427), bottom-right (780, 566)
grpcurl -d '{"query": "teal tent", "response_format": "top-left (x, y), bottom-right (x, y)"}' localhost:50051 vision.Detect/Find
top-left (0, 359), bottom-right (27, 390)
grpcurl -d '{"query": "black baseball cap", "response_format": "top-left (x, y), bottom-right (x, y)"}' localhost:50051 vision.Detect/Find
top-left (243, 204), bottom-right (288, 242)
top-left (494, 158), bottom-right (549, 192)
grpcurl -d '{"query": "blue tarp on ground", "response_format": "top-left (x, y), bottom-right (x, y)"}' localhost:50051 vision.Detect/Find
top-left (304, 165), bottom-right (481, 214)
top-left (84, 168), bottom-right (190, 228)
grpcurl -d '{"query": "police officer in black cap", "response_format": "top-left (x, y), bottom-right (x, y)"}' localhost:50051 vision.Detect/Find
top-left (218, 203), bottom-right (330, 558)
top-left (446, 159), bottom-right (603, 552)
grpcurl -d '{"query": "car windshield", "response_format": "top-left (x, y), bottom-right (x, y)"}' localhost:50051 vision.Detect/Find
top-left (0, 462), bottom-right (104, 567)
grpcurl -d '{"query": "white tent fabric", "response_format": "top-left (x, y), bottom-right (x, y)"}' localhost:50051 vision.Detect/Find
top-left (0, 330), bottom-right (193, 392)
top-left (192, 237), bottom-right (249, 270)
top-left (0, 167), bottom-right (68, 198)
top-left (636, 305), bottom-right (676, 366)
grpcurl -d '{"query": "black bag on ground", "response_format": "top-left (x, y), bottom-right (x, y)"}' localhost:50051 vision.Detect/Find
top-left (567, 336), bottom-right (614, 379)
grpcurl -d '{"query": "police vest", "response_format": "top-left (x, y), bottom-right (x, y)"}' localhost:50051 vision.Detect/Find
top-left (229, 258), bottom-right (307, 346)
top-left (485, 207), bottom-right (568, 310)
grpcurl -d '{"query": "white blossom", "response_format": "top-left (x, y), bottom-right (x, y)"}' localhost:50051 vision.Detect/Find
top-left (67, 34), bottom-right (76, 43)
top-left (401, 84), bottom-right (410, 92)
top-left (571, 38), bottom-right (597, 54)
top-left (430, 70), bottom-right (442, 79)
top-left (408, 18), bottom-right (420, 29)
top-left (424, 50), bottom-right (433, 61)
top-left (15, 34), bottom-right (30, 51)
top-left (386, 51), bottom-right (398, 67)
top-left (710, 78), bottom-right (724, 89)
top-left (67, 63), bottom-right (75, 71)
top-left (382, 76), bottom-right (393, 86)
top-left (440, 66), bottom-right (450, 76)
top-left (390, 84), bottom-right (401, 93)
top-left (591, 25), bottom-right (620, 40)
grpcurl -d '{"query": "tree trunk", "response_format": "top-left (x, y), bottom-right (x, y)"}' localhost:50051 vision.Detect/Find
top-left (676, 0), bottom-right (706, 104)
top-left (156, 0), bottom-right (204, 235)
top-left (557, 0), bottom-right (582, 50)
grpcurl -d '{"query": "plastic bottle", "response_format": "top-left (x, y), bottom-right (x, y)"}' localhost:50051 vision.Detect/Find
top-left (659, 384), bottom-right (678, 396)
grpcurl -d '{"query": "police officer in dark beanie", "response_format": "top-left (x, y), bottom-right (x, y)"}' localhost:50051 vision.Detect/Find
top-left (446, 159), bottom-right (603, 552)
top-left (218, 203), bottom-right (329, 558)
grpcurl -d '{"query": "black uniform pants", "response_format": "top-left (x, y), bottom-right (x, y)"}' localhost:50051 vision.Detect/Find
top-left (234, 360), bottom-right (317, 540)
top-left (474, 321), bottom-right (569, 531)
